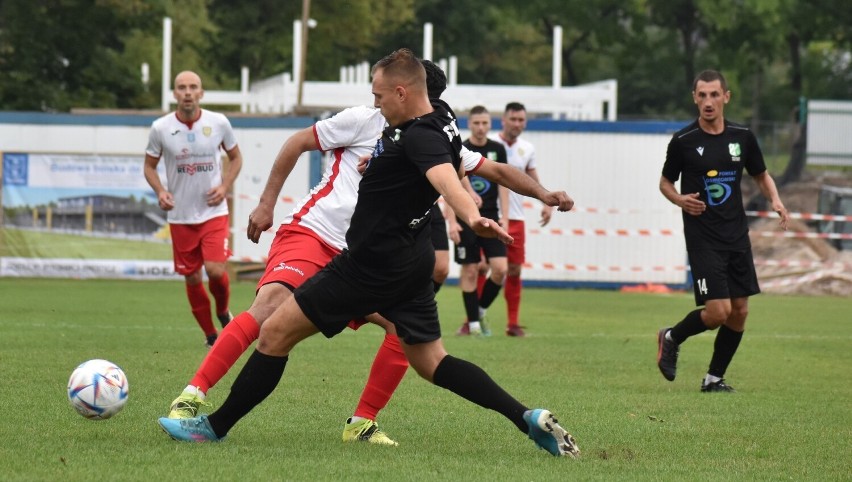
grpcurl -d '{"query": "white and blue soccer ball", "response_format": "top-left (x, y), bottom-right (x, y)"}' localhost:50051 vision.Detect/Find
top-left (67, 359), bottom-right (129, 420)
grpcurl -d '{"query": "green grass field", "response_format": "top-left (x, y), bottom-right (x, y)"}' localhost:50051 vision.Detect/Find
top-left (0, 278), bottom-right (849, 481)
top-left (0, 227), bottom-right (172, 259)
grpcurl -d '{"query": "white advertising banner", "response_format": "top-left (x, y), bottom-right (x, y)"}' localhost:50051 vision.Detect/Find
top-left (0, 257), bottom-right (182, 280)
top-left (3, 152), bottom-right (164, 201)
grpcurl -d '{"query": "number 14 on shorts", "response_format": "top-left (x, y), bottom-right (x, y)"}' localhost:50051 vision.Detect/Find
top-left (696, 278), bottom-right (708, 295)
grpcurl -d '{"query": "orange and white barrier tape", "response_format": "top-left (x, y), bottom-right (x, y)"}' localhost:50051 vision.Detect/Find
top-left (755, 259), bottom-right (852, 270)
top-left (524, 227), bottom-right (851, 240)
top-left (522, 201), bottom-right (678, 214)
top-left (527, 228), bottom-right (676, 237)
top-left (760, 269), bottom-right (847, 289)
top-left (752, 231), bottom-right (852, 240)
top-left (517, 258), bottom-right (850, 274)
top-left (746, 210), bottom-right (852, 222)
top-left (522, 201), bottom-right (849, 223)
top-left (521, 262), bottom-right (688, 272)
top-left (234, 223), bottom-right (850, 241)
top-left (236, 193), bottom-right (296, 204)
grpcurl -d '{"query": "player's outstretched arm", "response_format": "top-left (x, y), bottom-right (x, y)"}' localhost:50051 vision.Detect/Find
top-left (752, 171), bottom-right (789, 230)
top-left (427, 163), bottom-right (512, 244)
top-left (247, 127), bottom-right (319, 243)
top-left (473, 160), bottom-right (573, 212)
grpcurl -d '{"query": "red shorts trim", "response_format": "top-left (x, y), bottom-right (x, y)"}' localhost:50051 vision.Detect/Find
top-left (506, 220), bottom-right (526, 265)
top-left (169, 215), bottom-right (231, 275)
top-left (258, 224), bottom-right (340, 291)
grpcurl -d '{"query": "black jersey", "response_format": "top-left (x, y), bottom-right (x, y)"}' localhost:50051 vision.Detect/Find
top-left (462, 139), bottom-right (507, 219)
top-left (346, 100), bottom-right (462, 272)
top-left (662, 119), bottom-right (767, 251)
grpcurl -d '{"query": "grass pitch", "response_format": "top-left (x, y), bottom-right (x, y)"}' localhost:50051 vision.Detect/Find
top-left (0, 278), bottom-right (849, 481)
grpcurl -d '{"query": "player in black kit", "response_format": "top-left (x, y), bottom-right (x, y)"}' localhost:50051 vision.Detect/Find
top-left (159, 48), bottom-right (579, 457)
top-left (450, 105), bottom-right (509, 336)
top-left (656, 70), bottom-right (789, 392)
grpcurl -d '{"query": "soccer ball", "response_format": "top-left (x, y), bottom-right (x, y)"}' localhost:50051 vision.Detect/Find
top-left (67, 359), bottom-right (129, 420)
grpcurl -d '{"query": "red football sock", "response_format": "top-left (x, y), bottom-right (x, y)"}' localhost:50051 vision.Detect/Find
top-left (208, 272), bottom-right (230, 316)
top-left (186, 282), bottom-right (216, 336)
top-left (476, 273), bottom-right (487, 298)
top-left (189, 312), bottom-right (261, 393)
top-left (353, 334), bottom-right (409, 421)
top-left (504, 275), bottom-right (522, 326)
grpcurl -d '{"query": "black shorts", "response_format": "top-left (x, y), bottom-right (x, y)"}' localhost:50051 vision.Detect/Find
top-left (293, 249), bottom-right (441, 345)
top-left (430, 204), bottom-right (449, 251)
top-left (453, 220), bottom-right (507, 264)
top-left (688, 248), bottom-right (760, 306)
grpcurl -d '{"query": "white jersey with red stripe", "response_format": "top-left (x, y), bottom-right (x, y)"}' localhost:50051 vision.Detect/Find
top-left (281, 106), bottom-right (382, 251)
top-left (145, 109), bottom-right (238, 224)
top-left (494, 134), bottom-right (536, 220)
top-left (281, 105), bottom-right (484, 251)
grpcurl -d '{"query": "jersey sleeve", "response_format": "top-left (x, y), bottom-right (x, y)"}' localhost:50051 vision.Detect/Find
top-left (661, 135), bottom-right (682, 183)
top-left (460, 145), bottom-right (485, 173)
top-left (220, 117), bottom-right (238, 151)
top-left (744, 130), bottom-right (767, 177)
top-left (145, 121), bottom-right (162, 158)
top-left (405, 124), bottom-right (454, 175)
top-left (315, 106), bottom-right (379, 152)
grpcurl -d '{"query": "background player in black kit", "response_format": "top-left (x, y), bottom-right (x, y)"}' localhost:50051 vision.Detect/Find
top-left (449, 105), bottom-right (509, 336)
top-left (159, 48), bottom-right (579, 457)
top-left (656, 69), bottom-right (789, 392)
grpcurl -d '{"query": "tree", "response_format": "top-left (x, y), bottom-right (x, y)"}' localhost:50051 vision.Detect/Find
top-left (1, 0), bottom-right (849, 116)
top-left (205, 0), bottom-right (416, 86)
top-left (0, 0), bottom-right (159, 111)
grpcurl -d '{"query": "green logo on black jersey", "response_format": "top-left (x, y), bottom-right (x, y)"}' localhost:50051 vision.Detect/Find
top-left (728, 143), bottom-right (741, 157)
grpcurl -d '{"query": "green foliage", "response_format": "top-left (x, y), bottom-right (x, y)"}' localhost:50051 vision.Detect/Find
top-left (0, 0), bottom-right (160, 111)
top-left (802, 42), bottom-right (852, 99)
top-left (0, 280), bottom-right (849, 480)
top-left (204, 0), bottom-right (416, 83)
top-left (0, 0), bottom-right (849, 118)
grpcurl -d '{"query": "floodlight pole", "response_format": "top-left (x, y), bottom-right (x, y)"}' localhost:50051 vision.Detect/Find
top-left (552, 25), bottom-right (562, 88)
top-left (296, 0), bottom-right (311, 112)
top-left (423, 23), bottom-right (433, 60)
top-left (161, 17), bottom-right (172, 112)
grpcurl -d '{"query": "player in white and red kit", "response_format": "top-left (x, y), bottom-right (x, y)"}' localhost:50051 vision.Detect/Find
top-left (144, 71), bottom-right (243, 347)
top-left (162, 61), bottom-right (573, 446)
top-left (493, 102), bottom-right (553, 337)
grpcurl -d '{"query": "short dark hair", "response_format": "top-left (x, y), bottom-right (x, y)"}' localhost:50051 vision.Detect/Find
top-left (504, 102), bottom-right (526, 113)
top-left (693, 70), bottom-right (728, 92)
top-left (469, 105), bottom-right (489, 116)
top-left (372, 48), bottom-right (425, 88)
top-left (420, 59), bottom-right (447, 99)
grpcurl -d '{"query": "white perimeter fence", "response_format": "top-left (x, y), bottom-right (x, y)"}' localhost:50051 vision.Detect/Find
top-left (0, 112), bottom-right (686, 287)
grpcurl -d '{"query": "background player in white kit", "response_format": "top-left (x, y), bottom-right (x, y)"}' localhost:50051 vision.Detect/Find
top-left (494, 102), bottom-right (552, 337)
top-left (144, 71), bottom-right (243, 347)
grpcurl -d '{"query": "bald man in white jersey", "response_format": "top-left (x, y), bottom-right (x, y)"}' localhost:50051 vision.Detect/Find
top-left (162, 60), bottom-right (573, 447)
top-left (144, 71), bottom-right (243, 348)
